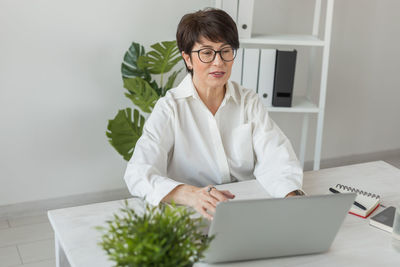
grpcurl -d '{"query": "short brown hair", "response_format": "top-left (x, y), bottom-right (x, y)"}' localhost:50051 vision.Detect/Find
top-left (176, 8), bottom-right (239, 74)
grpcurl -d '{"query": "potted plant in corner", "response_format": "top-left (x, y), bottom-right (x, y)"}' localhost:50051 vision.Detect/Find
top-left (106, 40), bottom-right (182, 161)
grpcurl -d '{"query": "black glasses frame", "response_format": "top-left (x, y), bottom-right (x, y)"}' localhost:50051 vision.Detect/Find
top-left (191, 48), bottom-right (237, 63)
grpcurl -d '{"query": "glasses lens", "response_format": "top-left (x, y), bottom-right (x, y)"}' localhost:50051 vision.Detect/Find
top-left (197, 48), bottom-right (236, 63)
top-left (220, 48), bottom-right (236, 61)
top-left (199, 49), bottom-right (215, 63)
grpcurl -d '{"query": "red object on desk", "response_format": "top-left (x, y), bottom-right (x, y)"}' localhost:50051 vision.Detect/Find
top-left (349, 204), bottom-right (380, 219)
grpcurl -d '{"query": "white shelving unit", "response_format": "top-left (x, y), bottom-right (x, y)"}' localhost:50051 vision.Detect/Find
top-left (240, 34), bottom-right (325, 47)
top-left (267, 96), bottom-right (319, 113)
top-left (216, 0), bottom-right (334, 170)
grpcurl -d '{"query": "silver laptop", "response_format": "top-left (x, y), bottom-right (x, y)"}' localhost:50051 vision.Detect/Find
top-left (202, 193), bottom-right (356, 263)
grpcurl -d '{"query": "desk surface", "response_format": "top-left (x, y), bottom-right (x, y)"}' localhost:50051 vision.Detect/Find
top-left (48, 161), bottom-right (400, 266)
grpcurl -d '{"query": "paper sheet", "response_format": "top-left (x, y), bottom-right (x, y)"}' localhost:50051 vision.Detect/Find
top-left (215, 179), bottom-right (271, 201)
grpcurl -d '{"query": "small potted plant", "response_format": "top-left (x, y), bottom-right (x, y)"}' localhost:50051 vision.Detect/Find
top-left (97, 201), bottom-right (214, 266)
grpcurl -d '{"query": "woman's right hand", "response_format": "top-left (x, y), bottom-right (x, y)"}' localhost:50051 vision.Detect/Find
top-left (188, 185), bottom-right (235, 220)
top-left (162, 184), bottom-right (235, 220)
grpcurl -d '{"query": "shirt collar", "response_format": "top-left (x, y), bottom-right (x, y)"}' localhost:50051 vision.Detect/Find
top-left (225, 80), bottom-right (239, 104)
top-left (173, 74), bottom-right (195, 99)
top-left (174, 74), bottom-right (239, 104)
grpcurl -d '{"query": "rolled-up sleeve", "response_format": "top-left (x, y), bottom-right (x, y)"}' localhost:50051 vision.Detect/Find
top-left (124, 98), bottom-right (183, 206)
top-left (248, 93), bottom-right (303, 197)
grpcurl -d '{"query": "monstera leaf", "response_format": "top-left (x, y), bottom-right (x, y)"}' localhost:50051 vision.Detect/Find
top-left (106, 108), bottom-right (145, 161)
top-left (121, 42), bottom-right (151, 81)
top-left (124, 77), bottom-right (159, 113)
top-left (163, 69), bottom-right (182, 96)
top-left (137, 41), bottom-right (182, 75)
top-left (149, 79), bottom-right (162, 97)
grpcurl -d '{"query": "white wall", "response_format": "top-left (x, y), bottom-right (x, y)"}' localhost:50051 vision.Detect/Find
top-left (1, 0), bottom-right (399, 206)
top-left (323, 0), bottom-right (400, 158)
top-left (0, 0), bottom-right (212, 206)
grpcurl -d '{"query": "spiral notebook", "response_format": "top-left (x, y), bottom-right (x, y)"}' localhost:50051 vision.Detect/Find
top-left (329, 184), bottom-right (380, 218)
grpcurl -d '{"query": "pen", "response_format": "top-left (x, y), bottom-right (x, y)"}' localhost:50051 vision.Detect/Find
top-left (329, 187), bottom-right (367, 210)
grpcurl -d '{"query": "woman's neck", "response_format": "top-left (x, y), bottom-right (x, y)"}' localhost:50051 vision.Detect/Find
top-left (193, 78), bottom-right (226, 116)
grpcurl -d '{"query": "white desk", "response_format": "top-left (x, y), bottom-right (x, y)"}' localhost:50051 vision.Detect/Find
top-left (48, 161), bottom-right (400, 266)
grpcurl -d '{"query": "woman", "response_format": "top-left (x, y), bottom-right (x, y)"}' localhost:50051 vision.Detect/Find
top-left (124, 8), bottom-right (304, 220)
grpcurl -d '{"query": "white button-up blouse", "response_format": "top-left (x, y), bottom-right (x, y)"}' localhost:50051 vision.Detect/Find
top-left (124, 74), bottom-right (303, 205)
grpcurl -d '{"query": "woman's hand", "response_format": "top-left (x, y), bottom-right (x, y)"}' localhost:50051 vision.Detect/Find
top-left (162, 184), bottom-right (235, 220)
top-left (189, 185), bottom-right (235, 220)
top-left (285, 190), bottom-right (305, 197)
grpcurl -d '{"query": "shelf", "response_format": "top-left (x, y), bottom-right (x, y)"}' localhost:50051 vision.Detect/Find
top-left (266, 96), bottom-right (319, 113)
top-left (240, 34), bottom-right (325, 48)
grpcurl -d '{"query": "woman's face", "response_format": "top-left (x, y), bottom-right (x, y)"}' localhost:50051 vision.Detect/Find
top-left (182, 36), bottom-right (234, 90)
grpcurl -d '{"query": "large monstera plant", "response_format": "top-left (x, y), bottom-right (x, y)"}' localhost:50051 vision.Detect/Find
top-left (107, 41), bottom-right (182, 161)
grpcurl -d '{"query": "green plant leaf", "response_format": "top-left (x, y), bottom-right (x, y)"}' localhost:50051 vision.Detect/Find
top-left (121, 42), bottom-right (151, 81)
top-left (149, 79), bottom-right (162, 97)
top-left (163, 68), bottom-right (183, 96)
top-left (124, 77), bottom-right (159, 113)
top-left (137, 41), bottom-right (182, 75)
top-left (106, 108), bottom-right (145, 161)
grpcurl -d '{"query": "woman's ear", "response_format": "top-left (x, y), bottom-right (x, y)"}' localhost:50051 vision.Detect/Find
top-left (182, 51), bottom-right (192, 70)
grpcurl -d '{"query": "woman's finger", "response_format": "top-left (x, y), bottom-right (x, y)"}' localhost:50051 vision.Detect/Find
top-left (209, 188), bottom-right (229, 202)
top-left (203, 193), bottom-right (219, 207)
top-left (202, 186), bottom-right (220, 205)
top-left (203, 200), bottom-right (217, 214)
top-left (220, 190), bottom-right (235, 199)
top-left (199, 206), bottom-right (213, 220)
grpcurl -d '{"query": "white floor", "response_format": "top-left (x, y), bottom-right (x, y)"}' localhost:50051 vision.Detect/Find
top-left (0, 158), bottom-right (399, 267)
top-left (0, 214), bottom-right (54, 267)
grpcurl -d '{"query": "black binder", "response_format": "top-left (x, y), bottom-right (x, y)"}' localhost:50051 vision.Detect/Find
top-left (272, 50), bottom-right (297, 107)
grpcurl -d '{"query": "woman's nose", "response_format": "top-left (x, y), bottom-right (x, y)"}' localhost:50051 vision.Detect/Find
top-left (212, 52), bottom-right (224, 66)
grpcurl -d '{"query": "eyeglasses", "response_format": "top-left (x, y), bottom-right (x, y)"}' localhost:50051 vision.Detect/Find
top-left (191, 47), bottom-right (237, 63)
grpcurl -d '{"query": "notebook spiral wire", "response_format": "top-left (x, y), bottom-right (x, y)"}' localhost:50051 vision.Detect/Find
top-left (336, 184), bottom-right (380, 199)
